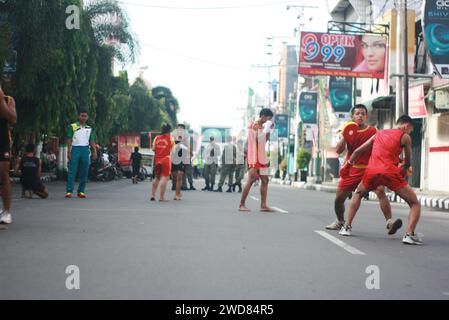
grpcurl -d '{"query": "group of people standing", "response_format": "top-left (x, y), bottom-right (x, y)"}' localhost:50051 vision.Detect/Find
top-left (0, 90), bottom-right (425, 246)
top-left (201, 135), bottom-right (245, 193)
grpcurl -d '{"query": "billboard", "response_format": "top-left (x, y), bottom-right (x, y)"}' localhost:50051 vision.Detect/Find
top-left (328, 76), bottom-right (353, 113)
top-left (422, 0), bottom-right (449, 79)
top-left (274, 114), bottom-right (289, 138)
top-left (299, 92), bottom-right (318, 124)
top-left (200, 127), bottom-right (230, 143)
top-left (298, 32), bottom-right (387, 79)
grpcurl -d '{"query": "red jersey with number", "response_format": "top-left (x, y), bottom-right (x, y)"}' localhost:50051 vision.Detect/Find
top-left (153, 134), bottom-right (173, 159)
top-left (345, 126), bottom-right (377, 167)
top-left (367, 129), bottom-right (403, 173)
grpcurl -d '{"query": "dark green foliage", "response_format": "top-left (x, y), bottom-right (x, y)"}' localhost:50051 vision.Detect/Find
top-left (0, 0), bottom-right (179, 146)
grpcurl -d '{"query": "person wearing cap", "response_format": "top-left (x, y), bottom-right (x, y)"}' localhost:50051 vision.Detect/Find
top-left (215, 135), bottom-right (236, 193)
top-left (202, 136), bottom-right (220, 191)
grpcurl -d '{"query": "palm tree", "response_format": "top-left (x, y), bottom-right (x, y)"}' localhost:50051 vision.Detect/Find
top-left (152, 86), bottom-right (179, 126)
top-left (85, 0), bottom-right (138, 64)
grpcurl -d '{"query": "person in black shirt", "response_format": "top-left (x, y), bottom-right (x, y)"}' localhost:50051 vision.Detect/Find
top-left (15, 144), bottom-right (48, 199)
top-left (0, 85), bottom-right (17, 224)
top-left (171, 136), bottom-right (188, 200)
top-left (130, 146), bottom-right (142, 184)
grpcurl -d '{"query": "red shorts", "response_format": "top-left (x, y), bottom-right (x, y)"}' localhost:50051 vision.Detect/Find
top-left (362, 170), bottom-right (408, 192)
top-left (248, 162), bottom-right (269, 176)
top-left (338, 166), bottom-right (365, 191)
top-left (154, 157), bottom-right (171, 177)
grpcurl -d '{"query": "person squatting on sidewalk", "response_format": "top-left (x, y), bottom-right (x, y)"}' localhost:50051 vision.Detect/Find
top-left (15, 144), bottom-right (49, 199)
top-left (66, 109), bottom-right (98, 199)
top-left (215, 135), bottom-right (237, 193)
top-left (0, 85), bottom-right (17, 224)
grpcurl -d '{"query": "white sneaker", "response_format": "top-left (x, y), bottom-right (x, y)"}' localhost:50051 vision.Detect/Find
top-left (0, 211), bottom-right (12, 224)
top-left (326, 220), bottom-right (345, 230)
top-left (402, 233), bottom-right (423, 245)
top-left (339, 224), bottom-right (352, 236)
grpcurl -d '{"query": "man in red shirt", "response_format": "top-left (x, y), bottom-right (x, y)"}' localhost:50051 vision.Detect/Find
top-left (151, 123), bottom-right (174, 202)
top-left (341, 115), bottom-right (422, 245)
top-left (326, 105), bottom-right (399, 236)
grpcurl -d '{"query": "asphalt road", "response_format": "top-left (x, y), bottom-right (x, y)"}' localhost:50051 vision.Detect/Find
top-left (1, 178), bottom-right (449, 300)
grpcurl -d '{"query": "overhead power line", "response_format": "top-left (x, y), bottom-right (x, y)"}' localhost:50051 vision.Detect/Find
top-left (140, 42), bottom-right (263, 72)
top-left (117, 0), bottom-right (297, 10)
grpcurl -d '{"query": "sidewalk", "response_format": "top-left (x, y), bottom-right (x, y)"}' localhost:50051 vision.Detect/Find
top-left (271, 178), bottom-right (449, 211)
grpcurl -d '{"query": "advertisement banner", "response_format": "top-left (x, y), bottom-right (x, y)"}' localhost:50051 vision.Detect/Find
top-left (201, 127), bottom-right (230, 143)
top-left (328, 76), bottom-right (353, 113)
top-left (422, 0), bottom-right (449, 78)
top-left (299, 92), bottom-right (318, 124)
top-left (408, 85), bottom-right (428, 118)
top-left (298, 32), bottom-right (387, 79)
top-left (274, 114), bottom-right (289, 138)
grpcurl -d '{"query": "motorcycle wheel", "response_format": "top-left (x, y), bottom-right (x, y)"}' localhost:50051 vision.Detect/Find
top-left (138, 167), bottom-right (148, 181)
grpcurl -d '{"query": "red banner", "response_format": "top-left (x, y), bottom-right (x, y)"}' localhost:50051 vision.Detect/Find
top-left (298, 32), bottom-right (387, 79)
top-left (408, 85), bottom-right (427, 119)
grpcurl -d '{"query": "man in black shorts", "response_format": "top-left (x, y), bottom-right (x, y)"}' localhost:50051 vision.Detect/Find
top-left (130, 146), bottom-right (142, 184)
top-left (0, 85), bottom-right (17, 224)
top-left (15, 144), bottom-right (49, 199)
top-left (172, 136), bottom-right (188, 200)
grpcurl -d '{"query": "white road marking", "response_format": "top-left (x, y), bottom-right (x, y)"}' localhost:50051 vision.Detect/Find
top-left (250, 196), bottom-right (259, 201)
top-left (443, 292), bottom-right (449, 296)
top-left (65, 209), bottom-right (150, 212)
top-left (271, 206), bottom-right (289, 214)
top-left (315, 230), bottom-right (366, 256)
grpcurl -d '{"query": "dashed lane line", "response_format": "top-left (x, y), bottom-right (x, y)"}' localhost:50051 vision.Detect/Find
top-left (315, 230), bottom-right (366, 255)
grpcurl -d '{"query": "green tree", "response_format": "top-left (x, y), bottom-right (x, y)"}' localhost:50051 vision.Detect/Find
top-left (152, 86), bottom-right (179, 126)
top-left (297, 149), bottom-right (311, 171)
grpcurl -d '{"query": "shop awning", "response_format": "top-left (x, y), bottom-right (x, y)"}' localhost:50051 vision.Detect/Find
top-left (364, 95), bottom-right (395, 112)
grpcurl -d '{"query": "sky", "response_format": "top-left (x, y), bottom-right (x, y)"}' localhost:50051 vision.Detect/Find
top-left (118, 0), bottom-right (330, 133)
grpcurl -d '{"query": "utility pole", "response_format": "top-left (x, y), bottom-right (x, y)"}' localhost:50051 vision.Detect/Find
top-left (403, 0), bottom-right (409, 116)
top-left (395, 0), bottom-right (404, 119)
top-left (287, 3), bottom-right (318, 182)
top-left (266, 37), bottom-right (274, 108)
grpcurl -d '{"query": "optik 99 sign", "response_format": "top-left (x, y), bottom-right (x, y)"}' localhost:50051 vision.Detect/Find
top-left (298, 32), bottom-right (387, 79)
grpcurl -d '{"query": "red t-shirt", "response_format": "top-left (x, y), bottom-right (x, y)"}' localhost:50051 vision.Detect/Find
top-left (367, 129), bottom-right (404, 173)
top-left (153, 134), bottom-right (173, 159)
top-left (345, 126), bottom-right (377, 167)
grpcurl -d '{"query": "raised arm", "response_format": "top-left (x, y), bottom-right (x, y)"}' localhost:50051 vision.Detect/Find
top-left (0, 92), bottom-right (17, 124)
top-left (335, 137), bottom-right (347, 155)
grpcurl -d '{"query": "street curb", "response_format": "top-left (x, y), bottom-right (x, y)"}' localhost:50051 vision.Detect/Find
top-left (271, 178), bottom-right (449, 212)
top-left (11, 175), bottom-right (58, 185)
